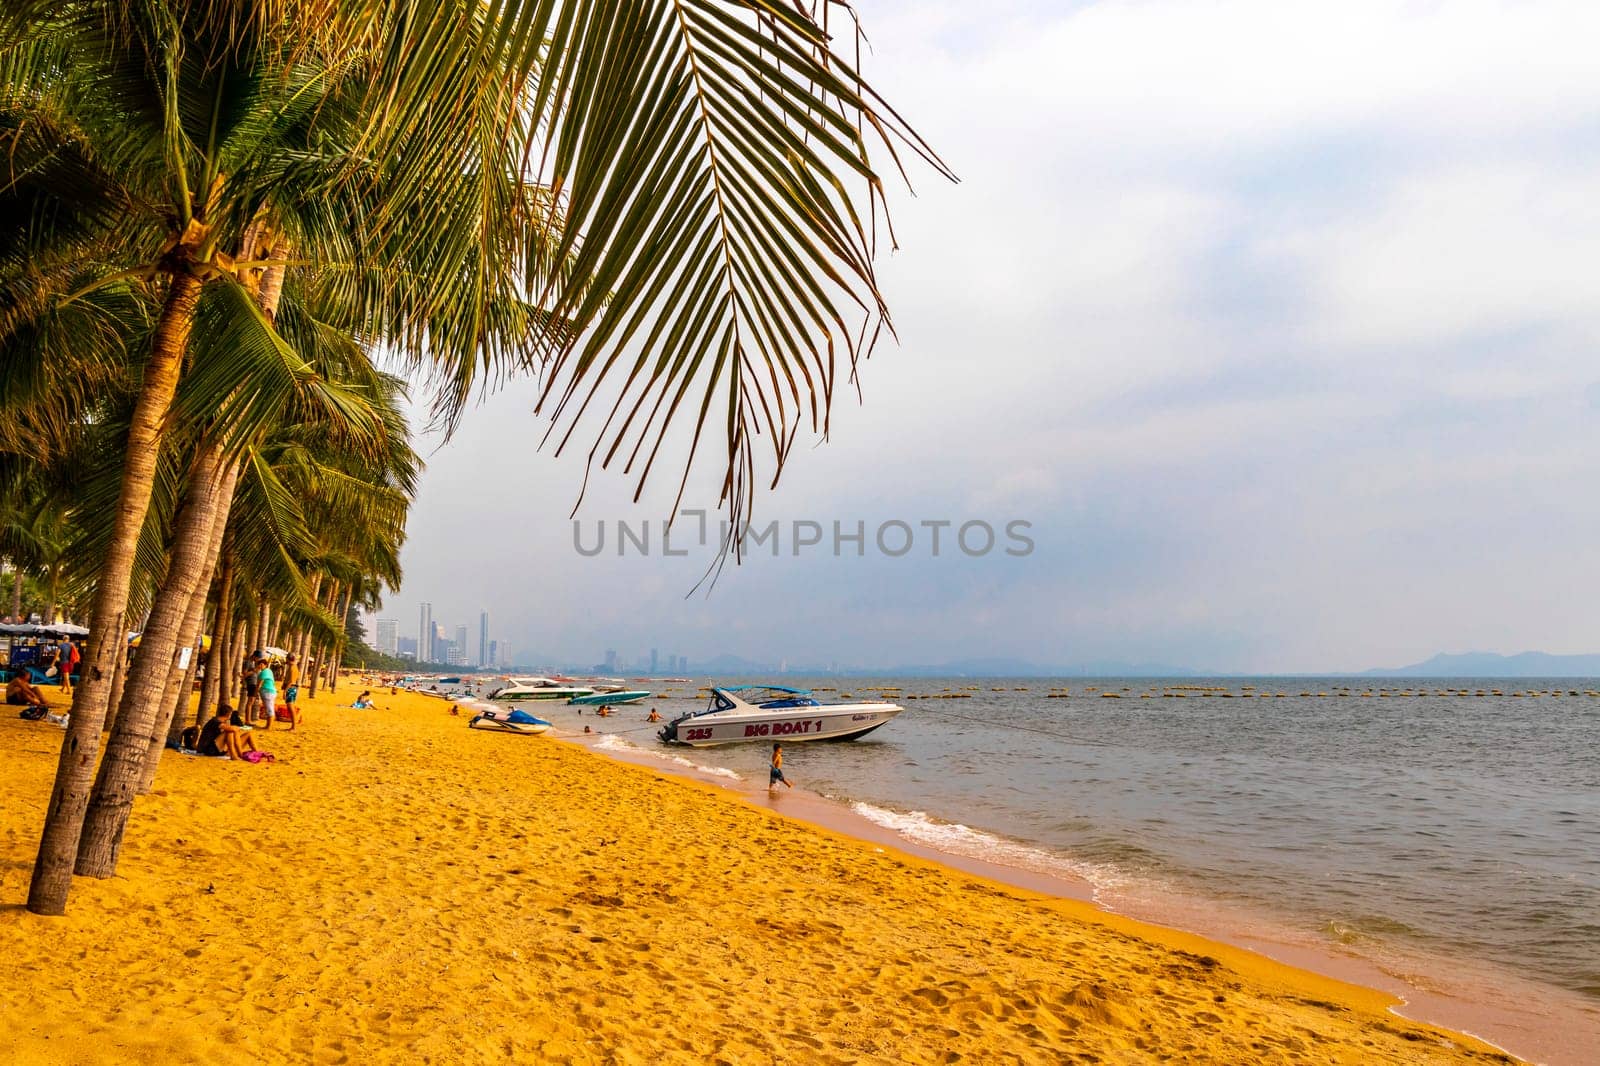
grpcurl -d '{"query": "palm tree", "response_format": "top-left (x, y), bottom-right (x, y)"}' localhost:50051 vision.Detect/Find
top-left (5, 0), bottom-right (947, 915)
top-left (76, 263), bottom-right (417, 873)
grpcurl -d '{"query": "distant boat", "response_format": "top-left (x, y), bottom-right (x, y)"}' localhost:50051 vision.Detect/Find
top-left (488, 676), bottom-right (595, 701)
top-left (659, 685), bottom-right (903, 747)
top-left (468, 707), bottom-right (552, 734)
top-left (569, 689), bottom-right (650, 706)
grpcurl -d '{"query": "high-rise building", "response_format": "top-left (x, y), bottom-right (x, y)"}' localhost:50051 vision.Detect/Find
top-left (604, 648), bottom-right (618, 672)
top-left (453, 624), bottom-right (467, 658)
top-left (431, 621), bottom-right (448, 663)
top-left (478, 611), bottom-right (490, 667)
top-left (650, 648), bottom-right (658, 673)
top-left (487, 639), bottom-right (497, 667)
top-left (497, 641), bottom-right (513, 668)
top-left (396, 636), bottom-right (418, 659)
top-left (418, 602), bottom-right (432, 661)
top-left (375, 618), bottom-right (399, 656)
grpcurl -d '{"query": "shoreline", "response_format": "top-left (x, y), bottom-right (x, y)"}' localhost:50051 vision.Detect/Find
top-left (0, 682), bottom-right (1545, 1062)
top-left (558, 723), bottom-right (1598, 1065)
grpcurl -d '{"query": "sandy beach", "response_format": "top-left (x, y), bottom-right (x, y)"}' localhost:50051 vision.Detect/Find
top-left (0, 682), bottom-right (1515, 1064)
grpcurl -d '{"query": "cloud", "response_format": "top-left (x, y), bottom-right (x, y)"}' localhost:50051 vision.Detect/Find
top-left (387, 1), bottom-right (1600, 673)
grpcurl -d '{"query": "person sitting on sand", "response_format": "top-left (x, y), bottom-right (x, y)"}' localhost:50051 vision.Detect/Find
top-left (195, 704), bottom-right (261, 761)
top-left (646, 707), bottom-right (662, 722)
top-left (6, 674), bottom-right (50, 712)
top-left (352, 690), bottom-right (376, 709)
top-left (769, 743), bottom-right (792, 791)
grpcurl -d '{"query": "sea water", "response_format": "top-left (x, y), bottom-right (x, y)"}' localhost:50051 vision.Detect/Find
top-left (531, 677), bottom-right (1600, 1010)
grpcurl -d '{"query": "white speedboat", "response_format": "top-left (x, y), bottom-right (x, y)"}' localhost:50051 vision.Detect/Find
top-left (569, 689), bottom-right (650, 706)
top-left (487, 676), bottom-right (595, 701)
top-left (659, 685), bottom-right (903, 747)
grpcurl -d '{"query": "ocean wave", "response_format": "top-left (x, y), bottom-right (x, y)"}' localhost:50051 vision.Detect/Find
top-left (849, 801), bottom-right (1130, 892)
top-left (594, 733), bottom-right (743, 781)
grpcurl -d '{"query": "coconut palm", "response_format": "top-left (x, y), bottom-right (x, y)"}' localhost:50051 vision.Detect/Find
top-left (5, 0), bottom-right (946, 915)
top-left (76, 276), bottom-right (418, 873)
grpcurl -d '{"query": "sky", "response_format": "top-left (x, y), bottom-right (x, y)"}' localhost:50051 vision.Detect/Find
top-left (383, 0), bottom-right (1600, 674)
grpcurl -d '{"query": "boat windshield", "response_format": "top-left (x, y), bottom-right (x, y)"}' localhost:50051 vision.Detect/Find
top-left (677, 685), bottom-right (821, 722)
top-left (723, 685), bottom-right (819, 709)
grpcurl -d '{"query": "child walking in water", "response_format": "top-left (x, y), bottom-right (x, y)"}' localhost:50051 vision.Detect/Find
top-left (769, 743), bottom-right (792, 790)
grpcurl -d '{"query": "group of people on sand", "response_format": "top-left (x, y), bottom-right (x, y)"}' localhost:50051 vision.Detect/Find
top-left (181, 702), bottom-right (268, 761)
top-left (237, 651), bottom-right (301, 730)
top-left (7, 635), bottom-right (82, 727)
top-left (170, 650), bottom-right (301, 762)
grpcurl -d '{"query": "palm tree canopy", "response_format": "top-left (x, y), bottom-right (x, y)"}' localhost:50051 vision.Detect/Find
top-left (3, 0), bottom-right (949, 539)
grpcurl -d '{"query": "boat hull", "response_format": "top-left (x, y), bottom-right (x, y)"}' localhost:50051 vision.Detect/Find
top-left (661, 703), bottom-right (901, 747)
top-left (489, 688), bottom-right (593, 701)
top-left (569, 690), bottom-right (650, 705)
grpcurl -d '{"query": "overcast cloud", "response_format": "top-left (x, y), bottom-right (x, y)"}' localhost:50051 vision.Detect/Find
top-left (386, 0), bottom-right (1600, 673)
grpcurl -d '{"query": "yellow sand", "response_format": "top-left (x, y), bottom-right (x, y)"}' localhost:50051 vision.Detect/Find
top-left (0, 682), bottom-right (1512, 1064)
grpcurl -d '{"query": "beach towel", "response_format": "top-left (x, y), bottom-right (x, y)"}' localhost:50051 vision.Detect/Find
top-left (243, 750), bottom-right (275, 763)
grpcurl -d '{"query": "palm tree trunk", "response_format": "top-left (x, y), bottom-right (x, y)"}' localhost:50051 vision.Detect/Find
top-left (197, 544), bottom-right (234, 725)
top-left (144, 460), bottom-right (241, 791)
top-left (244, 600), bottom-right (262, 669)
top-left (45, 566), bottom-right (58, 625)
top-left (11, 568), bottom-right (22, 620)
top-left (307, 642), bottom-right (323, 698)
top-left (75, 441), bottom-right (230, 877)
top-left (141, 575), bottom-right (211, 791)
top-left (190, 571), bottom-right (222, 726)
top-left (103, 639), bottom-right (129, 736)
top-left (309, 580), bottom-right (338, 698)
top-left (327, 584), bottom-right (350, 692)
top-left (228, 618), bottom-right (246, 703)
top-left (294, 573), bottom-right (322, 693)
top-left (29, 269), bottom-right (205, 916)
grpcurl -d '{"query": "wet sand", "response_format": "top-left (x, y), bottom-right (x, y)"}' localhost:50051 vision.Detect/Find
top-left (0, 681), bottom-right (1518, 1063)
top-left (569, 723), bottom-right (1600, 1065)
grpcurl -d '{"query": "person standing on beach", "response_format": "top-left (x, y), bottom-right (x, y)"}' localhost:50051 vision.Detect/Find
top-left (769, 743), bottom-right (792, 791)
top-left (256, 655), bottom-right (279, 729)
top-left (240, 656), bottom-right (261, 722)
top-left (57, 638), bottom-right (77, 696)
top-left (280, 653), bottom-right (301, 730)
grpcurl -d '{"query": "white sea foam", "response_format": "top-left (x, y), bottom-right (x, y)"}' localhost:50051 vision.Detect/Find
top-left (849, 801), bottom-right (1128, 893)
top-left (594, 733), bottom-right (743, 781)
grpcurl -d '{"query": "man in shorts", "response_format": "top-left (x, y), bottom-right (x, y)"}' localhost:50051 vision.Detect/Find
top-left (280, 653), bottom-right (302, 730)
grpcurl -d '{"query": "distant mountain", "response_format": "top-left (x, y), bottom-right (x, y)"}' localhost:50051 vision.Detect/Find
top-left (696, 652), bottom-right (775, 674)
top-left (1361, 651), bottom-right (1600, 678)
